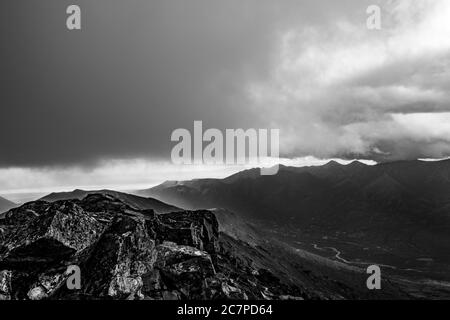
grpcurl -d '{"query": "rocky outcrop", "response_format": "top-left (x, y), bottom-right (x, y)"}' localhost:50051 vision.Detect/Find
top-left (0, 270), bottom-right (12, 300)
top-left (0, 194), bottom-right (306, 300)
top-left (148, 210), bottom-right (219, 255)
top-left (142, 242), bottom-right (216, 299)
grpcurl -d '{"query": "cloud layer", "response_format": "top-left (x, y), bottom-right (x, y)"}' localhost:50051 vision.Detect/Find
top-left (1, 0), bottom-right (450, 192)
top-left (249, 0), bottom-right (450, 161)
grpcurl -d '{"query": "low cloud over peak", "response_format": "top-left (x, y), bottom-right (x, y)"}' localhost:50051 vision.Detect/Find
top-left (1, 0), bottom-right (450, 188)
top-left (248, 0), bottom-right (450, 161)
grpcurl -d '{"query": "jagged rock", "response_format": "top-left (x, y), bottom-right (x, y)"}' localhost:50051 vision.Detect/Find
top-left (142, 241), bottom-right (216, 299)
top-left (0, 194), bottom-right (307, 300)
top-left (205, 274), bottom-right (248, 299)
top-left (0, 270), bottom-right (12, 300)
top-left (151, 211), bottom-right (219, 255)
top-left (77, 193), bottom-right (140, 216)
top-left (0, 226), bottom-right (13, 249)
top-left (80, 214), bottom-right (155, 299)
top-left (2, 201), bottom-right (49, 225)
top-left (0, 201), bottom-right (106, 270)
top-left (27, 267), bottom-right (70, 300)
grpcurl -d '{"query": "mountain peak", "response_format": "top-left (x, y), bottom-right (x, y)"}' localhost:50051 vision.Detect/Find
top-left (323, 160), bottom-right (342, 168)
top-left (347, 160), bottom-right (367, 168)
top-left (160, 180), bottom-right (179, 187)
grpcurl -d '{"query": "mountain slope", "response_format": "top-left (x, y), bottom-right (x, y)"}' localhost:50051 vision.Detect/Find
top-left (0, 196), bottom-right (16, 214)
top-left (41, 189), bottom-right (180, 214)
top-left (141, 159), bottom-right (450, 229)
top-left (0, 193), bottom-right (410, 299)
top-left (140, 159), bottom-right (450, 286)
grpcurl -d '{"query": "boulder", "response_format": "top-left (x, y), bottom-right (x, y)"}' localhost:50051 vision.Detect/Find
top-left (27, 267), bottom-right (72, 300)
top-left (0, 270), bottom-right (12, 300)
top-left (80, 214), bottom-right (155, 299)
top-left (142, 241), bottom-right (216, 299)
top-left (0, 193), bottom-right (305, 300)
top-left (152, 210), bottom-right (219, 255)
top-left (0, 201), bottom-right (107, 270)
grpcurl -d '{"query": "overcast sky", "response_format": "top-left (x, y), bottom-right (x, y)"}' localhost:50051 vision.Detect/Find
top-left (1, 0), bottom-right (450, 195)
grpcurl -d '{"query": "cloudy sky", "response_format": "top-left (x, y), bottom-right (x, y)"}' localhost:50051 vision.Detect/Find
top-left (1, 0), bottom-right (450, 196)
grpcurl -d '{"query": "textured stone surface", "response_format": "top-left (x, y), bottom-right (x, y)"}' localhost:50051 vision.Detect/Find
top-left (80, 214), bottom-right (155, 299)
top-left (142, 241), bottom-right (216, 299)
top-left (154, 211), bottom-right (219, 255)
top-left (0, 201), bottom-right (107, 271)
top-left (0, 194), bottom-right (307, 300)
top-left (0, 270), bottom-right (12, 300)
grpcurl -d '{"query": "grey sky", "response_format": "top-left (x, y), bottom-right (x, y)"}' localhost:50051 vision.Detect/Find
top-left (1, 0), bottom-right (450, 192)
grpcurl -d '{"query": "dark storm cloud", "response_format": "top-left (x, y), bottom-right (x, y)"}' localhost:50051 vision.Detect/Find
top-left (0, 0), bottom-right (266, 166)
top-left (0, 0), bottom-right (372, 167)
top-left (1, 0), bottom-right (450, 169)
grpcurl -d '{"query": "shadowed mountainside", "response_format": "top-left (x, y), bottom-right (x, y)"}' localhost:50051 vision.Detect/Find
top-left (0, 197), bottom-right (16, 214)
top-left (0, 194), bottom-right (409, 300)
top-left (140, 160), bottom-right (450, 294)
top-left (141, 160), bottom-right (450, 251)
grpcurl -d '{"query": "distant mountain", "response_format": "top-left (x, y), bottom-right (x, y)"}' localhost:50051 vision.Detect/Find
top-left (0, 196), bottom-right (16, 214)
top-left (2, 181), bottom-right (446, 298)
top-left (142, 159), bottom-right (450, 222)
top-left (140, 159), bottom-right (450, 275)
top-left (41, 189), bottom-right (180, 214)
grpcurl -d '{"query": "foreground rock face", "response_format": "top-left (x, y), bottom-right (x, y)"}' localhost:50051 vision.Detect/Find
top-left (0, 194), bottom-right (304, 300)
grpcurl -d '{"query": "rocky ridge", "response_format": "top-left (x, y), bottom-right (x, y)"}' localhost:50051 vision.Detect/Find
top-left (0, 194), bottom-right (304, 300)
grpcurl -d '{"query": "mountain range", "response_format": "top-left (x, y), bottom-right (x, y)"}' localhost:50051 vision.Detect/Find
top-left (0, 193), bottom-right (408, 299)
top-left (1, 159), bottom-right (450, 299)
top-left (141, 160), bottom-right (450, 236)
top-left (139, 159), bottom-right (450, 292)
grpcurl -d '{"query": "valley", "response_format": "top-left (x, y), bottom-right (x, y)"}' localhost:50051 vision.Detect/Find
top-left (2, 159), bottom-right (450, 299)
top-left (141, 159), bottom-right (450, 299)
top-left (248, 218), bottom-right (450, 299)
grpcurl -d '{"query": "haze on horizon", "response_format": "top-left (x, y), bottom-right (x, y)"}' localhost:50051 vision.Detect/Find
top-left (1, 0), bottom-right (450, 195)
